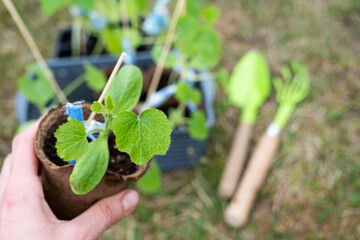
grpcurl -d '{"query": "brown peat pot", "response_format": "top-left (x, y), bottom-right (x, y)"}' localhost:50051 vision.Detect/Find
top-left (34, 103), bottom-right (150, 220)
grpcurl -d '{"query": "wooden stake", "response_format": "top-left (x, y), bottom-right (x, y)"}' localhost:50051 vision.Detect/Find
top-left (86, 53), bottom-right (126, 125)
top-left (144, 0), bottom-right (186, 106)
top-left (2, 0), bottom-right (68, 104)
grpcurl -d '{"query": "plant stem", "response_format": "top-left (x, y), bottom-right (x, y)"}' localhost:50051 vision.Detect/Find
top-left (90, 37), bottom-right (104, 56)
top-left (120, 0), bottom-right (130, 38)
top-left (104, 116), bottom-right (111, 135)
top-left (179, 54), bottom-right (188, 81)
top-left (87, 53), bottom-right (126, 125)
top-left (62, 74), bottom-right (85, 97)
top-left (142, 36), bottom-right (158, 45)
top-left (49, 74), bottom-right (85, 106)
top-left (178, 102), bottom-right (187, 124)
top-left (72, 18), bottom-right (82, 57)
top-left (168, 69), bottom-right (179, 86)
top-left (86, 128), bottom-right (105, 136)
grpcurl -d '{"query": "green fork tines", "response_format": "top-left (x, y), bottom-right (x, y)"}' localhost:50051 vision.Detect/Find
top-left (274, 61), bottom-right (310, 105)
top-left (272, 61), bottom-right (310, 129)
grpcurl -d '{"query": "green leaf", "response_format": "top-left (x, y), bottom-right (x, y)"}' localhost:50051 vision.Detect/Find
top-left (202, 5), bottom-right (220, 26)
top-left (188, 111), bottom-right (208, 140)
top-left (136, 160), bottom-right (161, 194)
top-left (113, 109), bottom-right (172, 165)
top-left (38, 0), bottom-right (68, 16)
top-left (175, 83), bottom-right (202, 105)
top-left (103, 28), bottom-right (123, 54)
top-left (186, 1), bottom-right (201, 18)
top-left (84, 64), bottom-right (107, 92)
top-left (70, 0), bottom-right (94, 10)
top-left (216, 67), bottom-right (229, 93)
top-left (126, 28), bottom-right (142, 49)
top-left (151, 46), bottom-right (178, 68)
top-left (136, 0), bottom-right (149, 13)
top-left (188, 28), bottom-right (221, 69)
top-left (90, 101), bottom-right (106, 114)
top-left (96, 0), bottom-right (119, 22)
top-left (168, 108), bottom-right (185, 128)
top-left (105, 95), bottom-right (114, 111)
top-left (125, 0), bottom-right (142, 21)
top-left (70, 134), bottom-right (109, 195)
top-left (175, 17), bottom-right (200, 56)
top-left (107, 65), bottom-right (142, 114)
top-left (18, 64), bottom-right (55, 111)
top-left (55, 119), bottom-right (89, 161)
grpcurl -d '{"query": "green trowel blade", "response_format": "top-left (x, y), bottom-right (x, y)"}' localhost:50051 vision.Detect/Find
top-left (228, 50), bottom-right (271, 123)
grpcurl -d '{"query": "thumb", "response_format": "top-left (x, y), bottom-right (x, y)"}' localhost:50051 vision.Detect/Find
top-left (69, 190), bottom-right (139, 239)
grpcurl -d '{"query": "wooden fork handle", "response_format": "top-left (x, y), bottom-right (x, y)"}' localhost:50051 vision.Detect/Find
top-left (224, 133), bottom-right (280, 227)
top-left (218, 122), bottom-right (253, 198)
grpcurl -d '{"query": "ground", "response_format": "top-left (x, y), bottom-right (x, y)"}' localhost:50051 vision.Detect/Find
top-left (0, 0), bottom-right (359, 239)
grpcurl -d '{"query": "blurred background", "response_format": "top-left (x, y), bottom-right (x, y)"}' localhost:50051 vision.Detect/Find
top-left (0, 0), bottom-right (360, 239)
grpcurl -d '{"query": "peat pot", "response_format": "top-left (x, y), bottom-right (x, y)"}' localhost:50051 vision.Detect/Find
top-left (34, 104), bottom-right (150, 220)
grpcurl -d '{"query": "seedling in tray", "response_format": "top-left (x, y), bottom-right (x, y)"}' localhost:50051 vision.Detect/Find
top-left (150, 1), bottom-right (224, 140)
top-left (38, 0), bottom-right (149, 57)
top-left (54, 58), bottom-right (172, 195)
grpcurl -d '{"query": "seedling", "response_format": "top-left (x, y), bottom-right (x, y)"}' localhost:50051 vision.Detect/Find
top-left (150, 1), bottom-right (222, 140)
top-left (37, 0), bottom-right (149, 57)
top-left (18, 63), bottom-right (56, 115)
top-left (169, 82), bottom-right (208, 140)
top-left (83, 63), bottom-right (107, 92)
top-left (152, 1), bottom-right (222, 71)
top-left (54, 64), bottom-right (172, 195)
top-left (17, 62), bottom-right (106, 120)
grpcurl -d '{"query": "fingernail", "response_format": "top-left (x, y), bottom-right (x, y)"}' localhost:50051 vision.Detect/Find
top-left (122, 190), bottom-right (139, 214)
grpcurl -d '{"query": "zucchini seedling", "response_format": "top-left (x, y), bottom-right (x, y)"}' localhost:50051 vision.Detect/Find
top-left (18, 63), bottom-right (56, 115)
top-left (16, 62), bottom-right (107, 132)
top-left (54, 65), bottom-right (172, 195)
top-left (38, 0), bottom-right (149, 57)
top-left (151, 1), bottom-right (224, 140)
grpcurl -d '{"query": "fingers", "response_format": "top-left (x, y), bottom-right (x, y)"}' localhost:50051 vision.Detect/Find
top-left (0, 155), bottom-right (13, 199)
top-left (0, 155), bottom-right (12, 182)
top-left (9, 118), bottom-right (42, 183)
top-left (69, 190), bottom-right (139, 240)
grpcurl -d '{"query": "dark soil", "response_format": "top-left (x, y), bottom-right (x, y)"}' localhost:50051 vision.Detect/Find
top-left (43, 114), bottom-right (137, 175)
top-left (107, 132), bottom-right (137, 175)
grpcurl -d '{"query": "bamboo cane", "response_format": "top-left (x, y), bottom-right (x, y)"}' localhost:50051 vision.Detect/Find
top-left (2, 0), bottom-right (68, 104)
top-left (86, 52), bottom-right (126, 125)
top-left (144, 0), bottom-right (186, 107)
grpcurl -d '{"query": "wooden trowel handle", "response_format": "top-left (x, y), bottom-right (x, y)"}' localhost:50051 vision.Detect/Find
top-left (224, 133), bottom-right (280, 227)
top-left (218, 122), bottom-right (253, 198)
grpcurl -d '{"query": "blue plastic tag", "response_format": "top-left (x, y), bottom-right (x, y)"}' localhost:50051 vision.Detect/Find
top-left (65, 101), bottom-right (84, 123)
top-left (142, 0), bottom-right (169, 35)
top-left (122, 38), bottom-right (136, 64)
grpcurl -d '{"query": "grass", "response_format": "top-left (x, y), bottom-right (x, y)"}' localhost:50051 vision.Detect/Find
top-left (1, 0), bottom-right (360, 239)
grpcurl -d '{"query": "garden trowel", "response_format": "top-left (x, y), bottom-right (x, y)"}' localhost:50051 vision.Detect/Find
top-left (218, 50), bottom-right (270, 198)
top-left (224, 61), bottom-right (310, 227)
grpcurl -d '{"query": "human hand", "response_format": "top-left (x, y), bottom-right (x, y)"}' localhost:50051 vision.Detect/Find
top-left (0, 119), bottom-right (139, 240)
